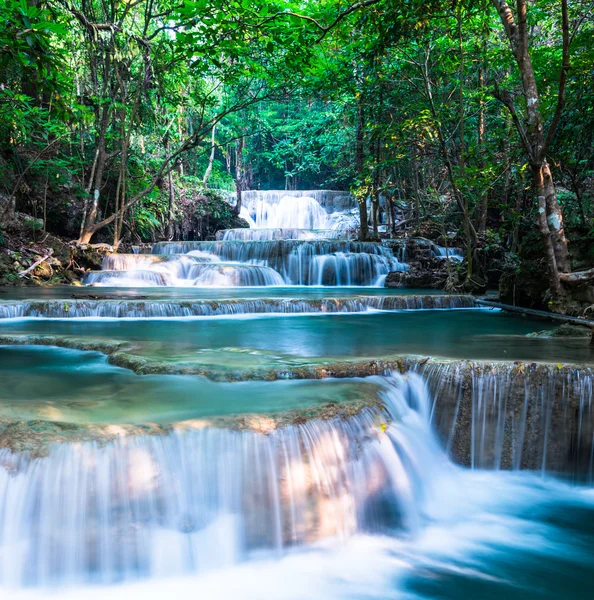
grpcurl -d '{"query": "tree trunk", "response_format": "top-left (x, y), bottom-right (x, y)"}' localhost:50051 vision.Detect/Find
top-left (371, 136), bottom-right (380, 238)
top-left (79, 106), bottom-right (110, 244)
top-left (166, 167), bottom-right (175, 240)
top-left (234, 137), bottom-right (244, 217)
top-left (491, 0), bottom-right (571, 284)
top-left (477, 60), bottom-right (487, 233)
top-left (411, 144), bottom-right (421, 228)
top-left (355, 102), bottom-right (369, 241)
top-left (532, 164), bottom-right (563, 298)
top-left (202, 125), bottom-right (216, 188)
top-left (542, 160), bottom-right (570, 272)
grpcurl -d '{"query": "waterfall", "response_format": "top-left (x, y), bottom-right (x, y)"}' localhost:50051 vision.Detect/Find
top-left (252, 196), bottom-right (331, 229)
top-left (185, 263), bottom-right (286, 287)
top-left (238, 191), bottom-right (359, 233)
top-left (150, 240), bottom-right (407, 286)
top-left (102, 254), bottom-right (215, 270)
top-left (217, 229), bottom-right (354, 241)
top-left (83, 270), bottom-right (172, 287)
top-left (310, 252), bottom-right (407, 286)
top-left (82, 191), bottom-right (406, 287)
top-left (413, 360), bottom-right (594, 480)
top-left (432, 245), bottom-right (463, 261)
top-left (0, 295), bottom-right (475, 319)
top-left (238, 207), bottom-right (256, 228)
top-left (0, 373), bottom-right (448, 587)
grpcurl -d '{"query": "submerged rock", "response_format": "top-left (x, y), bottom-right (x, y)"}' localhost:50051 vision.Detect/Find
top-left (527, 323), bottom-right (592, 338)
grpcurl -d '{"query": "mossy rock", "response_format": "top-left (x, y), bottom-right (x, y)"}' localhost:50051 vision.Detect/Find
top-left (528, 323), bottom-right (592, 338)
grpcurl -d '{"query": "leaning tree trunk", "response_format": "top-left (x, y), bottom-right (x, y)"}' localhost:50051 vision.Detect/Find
top-left (79, 106), bottom-right (110, 244)
top-left (541, 160), bottom-right (571, 272)
top-left (79, 149), bottom-right (107, 244)
top-left (355, 102), bottom-right (369, 241)
top-left (166, 165), bottom-right (175, 240)
top-left (532, 164), bottom-right (562, 298)
top-left (234, 137), bottom-right (244, 217)
top-left (202, 125), bottom-right (216, 188)
top-left (491, 0), bottom-right (573, 299)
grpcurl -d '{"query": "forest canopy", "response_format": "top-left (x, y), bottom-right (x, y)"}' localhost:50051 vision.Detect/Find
top-left (0, 0), bottom-right (593, 302)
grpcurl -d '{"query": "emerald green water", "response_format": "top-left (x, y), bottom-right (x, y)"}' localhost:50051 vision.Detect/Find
top-left (0, 285), bottom-right (441, 301)
top-left (1, 309), bottom-right (592, 365)
top-left (0, 345), bottom-right (382, 424)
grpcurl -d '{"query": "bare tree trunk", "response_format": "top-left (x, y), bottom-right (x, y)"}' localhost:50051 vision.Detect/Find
top-left (386, 194), bottom-right (394, 232)
top-left (42, 173), bottom-right (48, 234)
top-left (79, 105), bottom-right (110, 244)
top-left (411, 144), bottom-right (421, 228)
top-left (166, 166), bottom-right (175, 240)
top-left (456, 9), bottom-right (474, 281)
top-left (371, 136), bottom-right (380, 238)
top-left (491, 0), bottom-right (572, 295)
top-left (477, 58), bottom-right (487, 233)
top-left (532, 165), bottom-right (562, 297)
top-left (202, 125), bottom-right (216, 188)
top-left (542, 160), bottom-right (570, 272)
top-left (234, 137), bottom-right (244, 217)
top-left (355, 102), bottom-right (369, 241)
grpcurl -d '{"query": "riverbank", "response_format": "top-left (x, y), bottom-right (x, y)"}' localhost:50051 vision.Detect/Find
top-left (0, 214), bottom-right (110, 286)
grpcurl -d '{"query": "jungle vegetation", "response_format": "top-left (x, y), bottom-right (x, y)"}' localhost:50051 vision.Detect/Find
top-left (0, 0), bottom-right (593, 299)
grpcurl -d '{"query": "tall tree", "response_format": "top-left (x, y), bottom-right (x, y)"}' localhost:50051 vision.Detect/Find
top-left (490, 0), bottom-right (574, 297)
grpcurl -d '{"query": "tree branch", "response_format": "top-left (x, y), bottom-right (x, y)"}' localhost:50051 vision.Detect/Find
top-left (258, 0), bottom-right (383, 42)
top-left (543, 0), bottom-right (570, 155)
top-left (493, 81), bottom-right (533, 158)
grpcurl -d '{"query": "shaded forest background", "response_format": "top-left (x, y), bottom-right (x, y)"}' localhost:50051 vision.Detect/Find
top-left (0, 0), bottom-right (593, 309)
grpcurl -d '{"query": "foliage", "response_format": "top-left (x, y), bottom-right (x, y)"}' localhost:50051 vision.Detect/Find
top-left (0, 0), bottom-right (592, 259)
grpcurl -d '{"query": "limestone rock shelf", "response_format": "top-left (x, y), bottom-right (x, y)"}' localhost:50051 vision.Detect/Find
top-left (0, 294), bottom-right (474, 318)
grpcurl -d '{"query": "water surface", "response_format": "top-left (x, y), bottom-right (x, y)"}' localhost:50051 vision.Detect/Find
top-left (0, 346), bottom-right (382, 423)
top-left (1, 309), bottom-right (591, 365)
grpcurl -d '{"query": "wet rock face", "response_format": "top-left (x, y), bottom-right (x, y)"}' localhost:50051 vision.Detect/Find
top-left (413, 360), bottom-right (594, 479)
top-left (499, 261), bottom-right (549, 310)
top-left (384, 238), bottom-right (460, 289)
top-left (385, 259), bottom-right (451, 289)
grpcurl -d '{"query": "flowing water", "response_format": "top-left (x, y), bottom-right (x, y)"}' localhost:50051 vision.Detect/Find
top-left (1, 310), bottom-right (591, 365)
top-left (1, 190), bottom-right (594, 598)
top-left (82, 191), bottom-right (406, 287)
top-left (0, 366), bottom-right (594, 597)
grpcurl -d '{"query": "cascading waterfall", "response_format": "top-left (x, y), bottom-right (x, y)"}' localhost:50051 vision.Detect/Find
top-left (217, 228), bottom-right (354, 241)
top-left (185, 263), bottom-right (286, 287)
top-left (83, 241), bottom-right (407, 287)
top-left (83, 270), bottom-right (173, 287)
top-left (414, 360), bottom-right (594, 480)
top-left (252, 195), bottom-right (331, 229)
top-left (310, 252), bottom-right (407, 286)
top-left (432, 245), bottom-right (463, 261)
top-left (239, 190), bottom-right (358, 232)
top-left (81, 190), bottom-right (407, 287)
top-left (0, 373), bottom-right (448, 587)
top-left (147, 240), bottom-right (407, 286)
top-left (0, 295), bottom-right (475, 319)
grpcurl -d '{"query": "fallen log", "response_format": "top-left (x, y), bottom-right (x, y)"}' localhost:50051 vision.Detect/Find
top-left (559, 268), bottom-right (594, 287)
top-left (474, 298), bottom-right (594, 330)
top-left (18, 250), bottom-right (53, 277)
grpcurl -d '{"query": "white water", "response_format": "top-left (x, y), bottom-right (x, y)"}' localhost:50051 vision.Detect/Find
top-left (251, 195), bottom-right (331, 229)
top-left (1, 371), bottom-right (593, 597)
top-left (0, 374), bottom-right (446, 588)
top-left (8, 472), bottom-right (594, 600)
top-left (432, 245), bottom-right (463, 261)
top-left (0, 295), bottom-right (474, 319)
top-left (239, 190), bottom-right (358, 233)
top-left (83, 191), bottom-right (408, 287)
